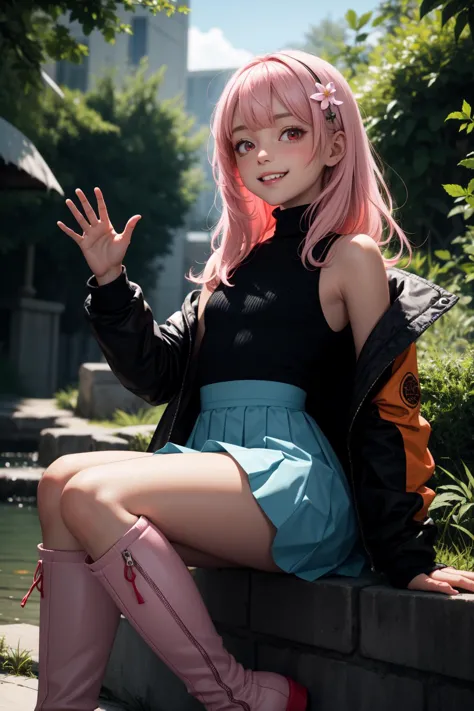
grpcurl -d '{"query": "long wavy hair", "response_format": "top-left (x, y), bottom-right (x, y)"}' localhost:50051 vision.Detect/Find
top-left (187, 50), bottom-right (411, 289)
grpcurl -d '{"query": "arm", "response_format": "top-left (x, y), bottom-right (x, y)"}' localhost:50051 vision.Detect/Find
top-left (351, 342), bottom-right (446, 588)
top-left (84, 266), bottom-right (194, 406)
top-left (337, 235), bottom-right (445, 588)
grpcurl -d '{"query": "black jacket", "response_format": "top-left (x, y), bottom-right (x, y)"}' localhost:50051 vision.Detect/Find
top-left (84, 266), bottom-right (458, 589)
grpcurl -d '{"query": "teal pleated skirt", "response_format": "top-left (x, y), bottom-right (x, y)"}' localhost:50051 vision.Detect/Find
top-left (154, 380), bottom-right (368, 582)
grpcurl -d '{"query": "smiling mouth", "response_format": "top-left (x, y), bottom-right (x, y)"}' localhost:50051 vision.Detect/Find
top-left (258, 171), bottom-right (289, 183)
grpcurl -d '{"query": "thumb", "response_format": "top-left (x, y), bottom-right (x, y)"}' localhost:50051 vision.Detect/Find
top-left (122, 215), bottom-right (141, 243)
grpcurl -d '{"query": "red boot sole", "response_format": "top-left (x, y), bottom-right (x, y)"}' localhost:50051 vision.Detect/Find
top-left (285, 677), bottom-right (308, 710)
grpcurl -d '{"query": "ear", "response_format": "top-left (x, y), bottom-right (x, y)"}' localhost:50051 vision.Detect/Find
top-left (325, 130), bottom-right (346, 167)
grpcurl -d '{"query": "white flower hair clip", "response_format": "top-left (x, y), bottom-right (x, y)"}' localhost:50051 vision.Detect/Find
top-left (310, 82), bottom-right (344, 123)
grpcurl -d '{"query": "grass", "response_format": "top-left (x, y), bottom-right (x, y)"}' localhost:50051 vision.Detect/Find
top-left (0, 636), bottom-right (35, 677)
top-left (54, 385), bottom-right (78, 412)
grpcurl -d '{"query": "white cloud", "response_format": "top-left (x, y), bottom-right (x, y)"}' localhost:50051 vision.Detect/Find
top-left (188, 27), bottom-right (253, 71)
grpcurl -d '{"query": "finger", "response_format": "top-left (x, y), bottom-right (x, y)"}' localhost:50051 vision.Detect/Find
top-left (122, 215), bottom-right (142, 243)
top-left (75, 188), bottom-right (99, 225)
top-left (94, 186), bottom-right (110, 223)
top-left (57, 221), bottom-right (83, 244)
top-left (65, 199), bottom-right (89, 232)
top-left (428, 580), bottom-right (459, 595)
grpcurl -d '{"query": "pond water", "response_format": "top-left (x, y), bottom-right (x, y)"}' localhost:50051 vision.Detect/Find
top-left (0, 501), bottom-right (41, 626)
top-left (0, 451), bottom-right (42, 626)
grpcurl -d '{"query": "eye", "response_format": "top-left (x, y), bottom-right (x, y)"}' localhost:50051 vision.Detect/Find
top-left (234, 140), bottom-right (254, 155)
top-left (280, 127), bottom-right (307, 142)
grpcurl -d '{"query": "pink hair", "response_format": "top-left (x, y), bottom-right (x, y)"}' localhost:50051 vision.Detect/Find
top-left (187, 50), bottom-right (412, 289)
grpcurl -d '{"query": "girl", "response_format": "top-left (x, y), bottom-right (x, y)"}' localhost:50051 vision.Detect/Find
top-left (22, 50), bottom-right (474, 711)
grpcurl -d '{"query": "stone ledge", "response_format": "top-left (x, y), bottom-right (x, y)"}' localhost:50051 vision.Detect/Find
top-left (259, 643), bottom-right (425, 711)
top-left (249, 570), bottom-right (380, 653)
top-left (360, 585), bottom-right (474, 682)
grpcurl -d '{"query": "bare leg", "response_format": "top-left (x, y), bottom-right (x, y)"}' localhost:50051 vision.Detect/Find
top-left (38, 451), bottom-right (241, 568)
top-left (57, 452), bottom-right (299, 710)
top-left (37, 450), bottom-right (152, 550)
top-left (60, 450), bottom-right (281, 571)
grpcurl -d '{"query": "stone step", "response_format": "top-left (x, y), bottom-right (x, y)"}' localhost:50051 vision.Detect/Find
top-left (0, 468), bottom-right (43, 500)
top-left (0, 625), bottom-right (125, 710)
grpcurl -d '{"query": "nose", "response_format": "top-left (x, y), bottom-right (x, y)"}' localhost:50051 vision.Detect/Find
top-left (257, 146), bottom-right (273, 164)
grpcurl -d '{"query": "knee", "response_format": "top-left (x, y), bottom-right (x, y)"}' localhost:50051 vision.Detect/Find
top-left (37, 454), bottom-right (84, 521)
top-left (60, 468), bottom-right (113, 534)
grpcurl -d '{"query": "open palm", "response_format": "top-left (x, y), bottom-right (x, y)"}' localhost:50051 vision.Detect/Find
top-left (57, 187), bottom-right (141, 278)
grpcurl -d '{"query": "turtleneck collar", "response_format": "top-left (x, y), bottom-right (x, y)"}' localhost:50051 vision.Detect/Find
top-left (271, 203), bottom-right (313, 238)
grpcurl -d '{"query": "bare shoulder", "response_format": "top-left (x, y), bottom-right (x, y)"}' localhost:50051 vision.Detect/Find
top-left (328, 234), bottom-right (390, 358)
top-left (330, 233), bottom-right (386, 267)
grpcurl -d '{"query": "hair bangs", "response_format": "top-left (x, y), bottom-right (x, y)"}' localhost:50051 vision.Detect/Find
top-left (223, 59), bottom-right (316, 142)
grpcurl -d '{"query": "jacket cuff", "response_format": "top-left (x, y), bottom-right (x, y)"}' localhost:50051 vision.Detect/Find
top-left (386, 561), bottom-right (448, 589)
top-left (86, 266), bottom-right (136, 313)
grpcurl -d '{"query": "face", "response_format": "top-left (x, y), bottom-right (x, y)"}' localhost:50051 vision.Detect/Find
top-left (231, 96), bottom-right (345, 210)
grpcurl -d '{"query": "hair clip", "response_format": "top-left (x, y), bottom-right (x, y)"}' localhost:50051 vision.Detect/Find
top-left (310, 82), bottom-right (343, 123)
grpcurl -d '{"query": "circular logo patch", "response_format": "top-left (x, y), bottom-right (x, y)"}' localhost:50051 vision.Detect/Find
top-left (400, 372), bottom-right (420, 409)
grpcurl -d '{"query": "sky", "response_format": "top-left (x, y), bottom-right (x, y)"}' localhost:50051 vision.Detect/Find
top-left (187, 0), bottom-right (378, 71)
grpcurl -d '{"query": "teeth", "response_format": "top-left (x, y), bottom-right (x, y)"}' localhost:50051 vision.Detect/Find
top-left (261, 173), bottom-right (286, 181)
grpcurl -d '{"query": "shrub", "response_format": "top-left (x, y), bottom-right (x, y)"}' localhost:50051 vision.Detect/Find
top-left (419, 348), bottom-right (474, 477)
top-left (54, 385), bottom-right (78, 411)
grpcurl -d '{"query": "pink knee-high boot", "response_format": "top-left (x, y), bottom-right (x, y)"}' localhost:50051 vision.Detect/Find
top-left (86, 516), bottom-right (308, 711)
top-left (21, 544), bottom-right (121, 711)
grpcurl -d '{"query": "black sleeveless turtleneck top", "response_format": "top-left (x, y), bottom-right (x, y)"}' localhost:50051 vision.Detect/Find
top-left (197, 203), bottom-right (356, 466)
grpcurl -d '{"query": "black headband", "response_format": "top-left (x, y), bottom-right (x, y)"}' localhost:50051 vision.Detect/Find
top-left (281, 55), bottom-right (341, 124)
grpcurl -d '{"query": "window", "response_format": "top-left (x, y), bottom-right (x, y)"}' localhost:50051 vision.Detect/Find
top-left (129, 17), bottom-right (148, 67)
top-left (56, 38), bottom-right (89, 92)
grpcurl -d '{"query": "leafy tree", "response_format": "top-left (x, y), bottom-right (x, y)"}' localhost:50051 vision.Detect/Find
top-left (375, 0), bottom-right (420, 33)
top-left (0, 63), bottom-right (204, 333)
top-left (345, 10), bottom-right (474, 248)
top-left (419, 0), bottom-right (474, 41)
top-left (298, 16), bottom-right (348, 69)
top-left (0, 0), bottom-right (190, 93)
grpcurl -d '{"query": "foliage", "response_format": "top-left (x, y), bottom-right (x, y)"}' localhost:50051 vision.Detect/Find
top-left (1, 641), bottom-right (35, 677)
top-left (419, 0), bottom-right (474, 40)
top-left (0, 0), bottom-right (190, 94)
top-left (298, 17), bottom-right (349, 72)
top-left (419, 348), bottom-right (474, 475)
top-left (443, 100), bottom-right (474, 222)
top-left (430, 461), bottom-right (474, 542)
top-left (0, 63), bottom-right (205, 332)
top-left (435, 537), bottom-right (474, 570)
top-left (111, 404), bottom-right (165, 426)
top-left (128, 432), bottom-right (153, 451)
top-left (54, 385), bottom-right (78, 411)
top-left (349, 11), bottom-right (474, 249)
top-left (374, 0), bottom-right (420, 34)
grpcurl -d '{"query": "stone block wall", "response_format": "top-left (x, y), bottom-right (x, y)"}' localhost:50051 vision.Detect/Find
top-left (76, 363), bottom-right (152, 419)
top-left (103, 568), bottom-right (474, 710)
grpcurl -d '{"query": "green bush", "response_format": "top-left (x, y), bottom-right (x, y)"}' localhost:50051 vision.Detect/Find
top-left (54, 385), bottom-right (78, 411)
top-left (110, 405), bottom-right (166, 427)
top-left (352, 12), bottom-right (474, 248)
top-left (420, 348), bottom-right (474, 478)
top-left (128, 432), bottom-right (153, 452)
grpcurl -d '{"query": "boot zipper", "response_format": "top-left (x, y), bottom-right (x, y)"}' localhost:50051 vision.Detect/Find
top-left (121, 549), bottom-right (250, 710)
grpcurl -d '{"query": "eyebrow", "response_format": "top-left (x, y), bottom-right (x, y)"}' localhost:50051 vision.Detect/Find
top-left (231, 112), bottom-right (294, 135)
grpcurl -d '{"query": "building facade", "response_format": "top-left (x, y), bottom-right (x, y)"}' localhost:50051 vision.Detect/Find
top-left (44, 4), bottom-right (189, 325)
